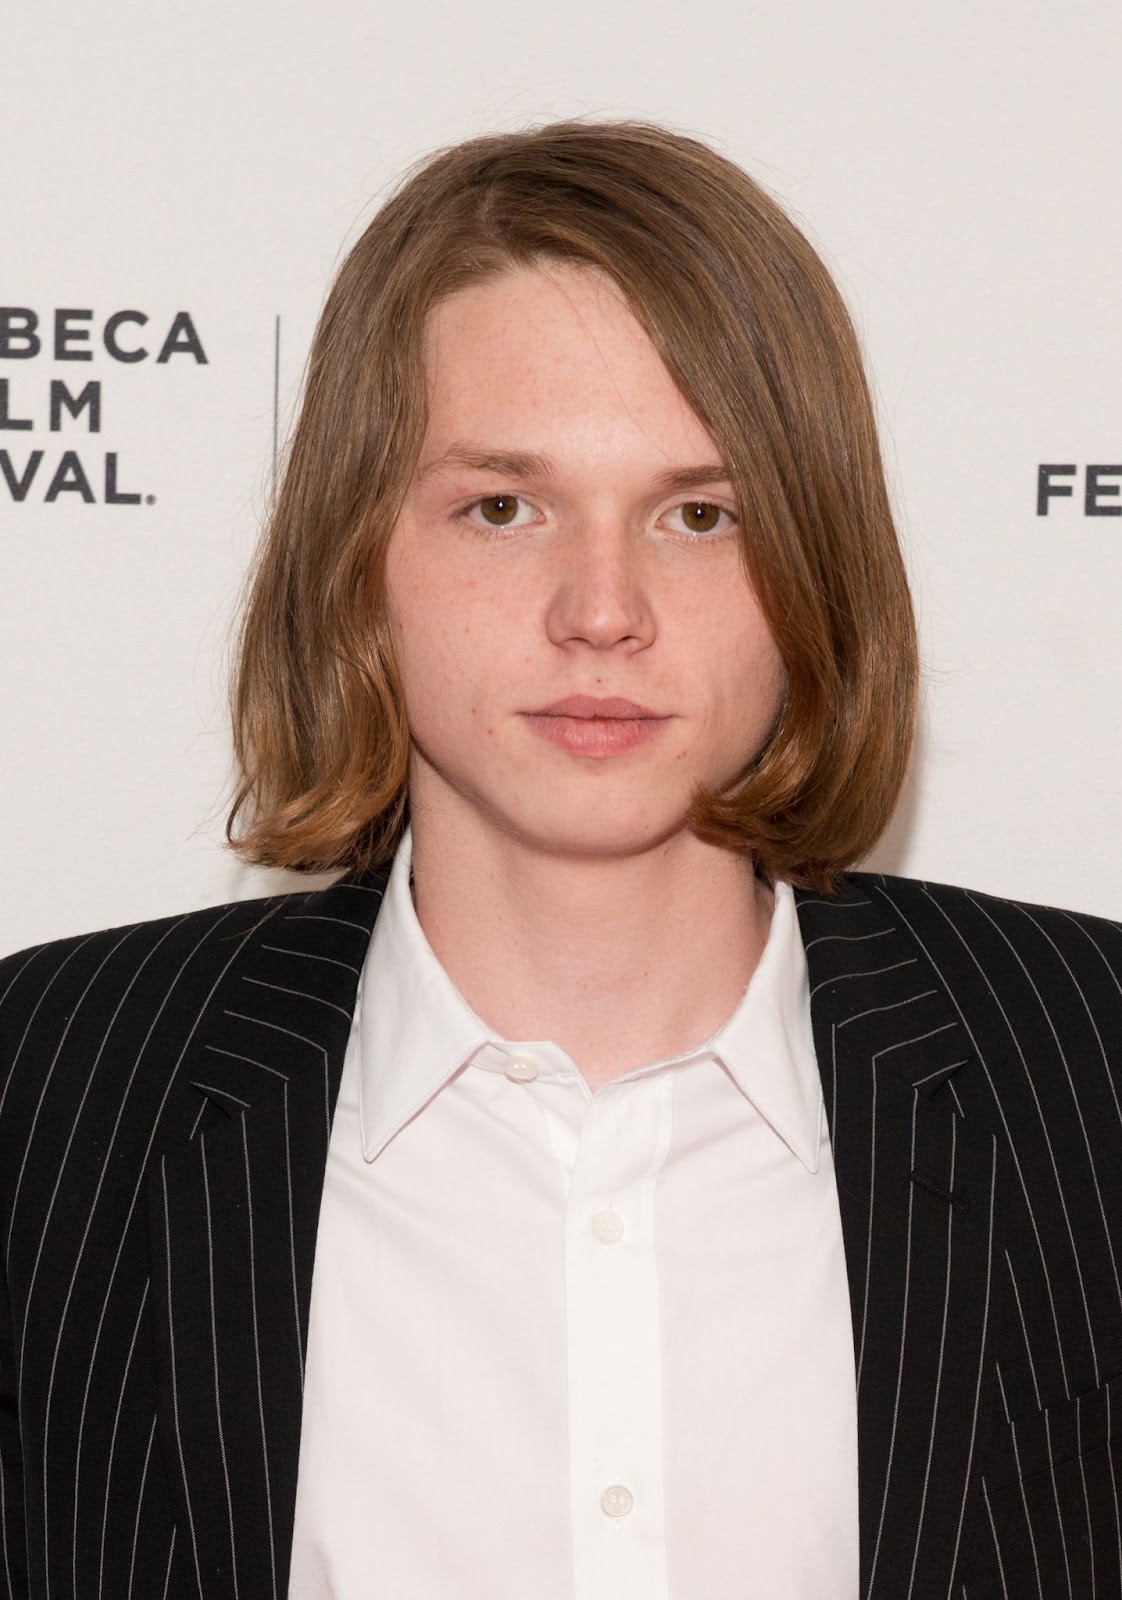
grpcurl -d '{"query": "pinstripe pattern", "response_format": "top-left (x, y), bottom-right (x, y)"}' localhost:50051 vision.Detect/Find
top-left (0, 876), bottom-right (385, 1600)
top-left (799, 882), bottom-right (1001, 1598)
top-left (1, 866), bottom-right (1121, 1598)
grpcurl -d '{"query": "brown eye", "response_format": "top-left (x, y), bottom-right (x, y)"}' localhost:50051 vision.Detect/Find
top-left (478, 495), bottom-right (520, 526)
top-left (681, 501), bottom-right (722, 533)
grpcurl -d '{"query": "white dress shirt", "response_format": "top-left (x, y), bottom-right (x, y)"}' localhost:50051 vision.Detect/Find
top-left (287, 829), bottom-right (859, 1599)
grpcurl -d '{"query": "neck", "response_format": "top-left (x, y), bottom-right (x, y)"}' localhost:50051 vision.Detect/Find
top-left (408, 806), bottom-right (774, 1091)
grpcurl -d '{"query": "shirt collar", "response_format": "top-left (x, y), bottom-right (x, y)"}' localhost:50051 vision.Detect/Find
top-left (358, 827), bottom-right (822, 1172)
top-left (706, 872), bottom-right (823, 1172)
top-left (358, 827), bottom-right (492, 1162)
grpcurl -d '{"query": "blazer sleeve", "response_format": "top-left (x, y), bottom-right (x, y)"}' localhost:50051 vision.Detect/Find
top-left (0, 1250), bottom-right (26, 1600)
top-left (0, 944), bottom-right (37, 1600)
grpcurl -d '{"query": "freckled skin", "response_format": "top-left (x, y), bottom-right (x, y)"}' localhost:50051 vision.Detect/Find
top-left (385, 261), bottom-right (785, 863)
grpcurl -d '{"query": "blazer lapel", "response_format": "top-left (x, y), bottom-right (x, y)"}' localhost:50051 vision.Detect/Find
top-left (147, 866), bottom-right (389, 1600)
top-left (796, 876), bottom-right (1001, 1600)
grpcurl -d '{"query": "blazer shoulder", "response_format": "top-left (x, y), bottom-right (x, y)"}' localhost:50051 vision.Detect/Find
top-left (850, 869), bottom-right (1122, 948)
top-left (0, 867), bottom-right (388, 1115)
top-left (843, 869), bottom-right (1122, 1017)
top-left (0, 889), bottom-right (304, 1123)
top-left (1, 890), bottom-right (288, 1017)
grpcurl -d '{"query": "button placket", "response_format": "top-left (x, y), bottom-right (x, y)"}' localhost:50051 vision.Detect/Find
top-left (564, 1075), bottom-right (673, 1597)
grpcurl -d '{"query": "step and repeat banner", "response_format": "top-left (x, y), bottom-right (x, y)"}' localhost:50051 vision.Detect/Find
top-left (2, 0), bottom-right (1119, 951)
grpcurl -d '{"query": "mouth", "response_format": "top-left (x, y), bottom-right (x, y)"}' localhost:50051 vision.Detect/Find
top-left (529, 695), bottom-right (665, 720)
top-left (521, 696), bottom-right (672, 756)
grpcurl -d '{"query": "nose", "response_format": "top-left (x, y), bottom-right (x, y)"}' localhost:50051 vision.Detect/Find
top-left (543, 514), bottom-right (657, 653)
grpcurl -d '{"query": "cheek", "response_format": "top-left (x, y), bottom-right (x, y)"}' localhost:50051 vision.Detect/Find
top-left (756, 639), bottom-right (788, 722)
top-left (716, 610), bottom-right (787, 731)
top-left (387, 557), bottom-right (501, 740)
top-left (751, 628), bottom-right (787, 699)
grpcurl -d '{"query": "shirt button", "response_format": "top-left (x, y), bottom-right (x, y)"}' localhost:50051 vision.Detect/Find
top-left (590, 1207), bottom-right (624, 1245)
top-left (504, 1053), bottom-right (539, 1083)
top-left (600, 1484), bottom-right (634, 1518)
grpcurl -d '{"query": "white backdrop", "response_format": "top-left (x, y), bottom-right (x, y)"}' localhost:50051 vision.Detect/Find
top-left (3, 0), bottom-right (1120, 954)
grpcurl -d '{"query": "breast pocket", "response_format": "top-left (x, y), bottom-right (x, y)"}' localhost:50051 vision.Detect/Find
top-left (977, 1374), bottom-right (1122, 1598)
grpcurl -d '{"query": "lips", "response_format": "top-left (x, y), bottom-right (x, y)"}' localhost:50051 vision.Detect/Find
top-left (532, 695), bottom-right (663, 719)
top-left (522, 696), bottom-right (671, 757)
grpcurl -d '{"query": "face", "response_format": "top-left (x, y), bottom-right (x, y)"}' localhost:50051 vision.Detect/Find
top-left (384, 261), bottom-right (786, 860)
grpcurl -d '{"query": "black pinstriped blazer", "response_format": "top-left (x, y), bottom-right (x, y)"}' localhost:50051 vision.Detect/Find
top-left (2, 868), bottom-right (1122, 1600)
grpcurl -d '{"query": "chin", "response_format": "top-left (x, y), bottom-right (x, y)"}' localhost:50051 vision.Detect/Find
top-left (498, 794), bottom-right (690, 860)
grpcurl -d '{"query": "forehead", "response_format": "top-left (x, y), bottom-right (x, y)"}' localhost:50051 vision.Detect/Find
top-left (424, 260), bottom-right (643, 363)
top-left (419, 262), bottom-right (719, 465)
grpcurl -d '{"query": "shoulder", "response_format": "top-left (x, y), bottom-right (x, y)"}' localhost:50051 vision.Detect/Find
top-left (824, 871), bottom-right (1122, 1050)
top-left (0, 871), bottom-right (387, 1130)
top-left (0, 895), bottom-right (281, 1129)
top-left (0, 864), bottom-right (396, 1016)
top-left (846, 870), bottom-right (1122, 976)
top-left (0, 892), bottom-right (288, 1038)
top-left (795, 869), bottom-right (1122, 1038)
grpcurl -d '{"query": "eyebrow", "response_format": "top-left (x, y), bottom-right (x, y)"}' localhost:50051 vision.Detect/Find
top-left (417, 442), bottom-right (734, 493)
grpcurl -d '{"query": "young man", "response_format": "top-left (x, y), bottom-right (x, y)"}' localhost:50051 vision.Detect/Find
top-left (2, 120), bottom-right (1121, 1600)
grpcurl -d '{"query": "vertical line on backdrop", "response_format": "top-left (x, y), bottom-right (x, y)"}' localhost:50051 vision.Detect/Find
top-left (272, 315), bottom-right (281, 498)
